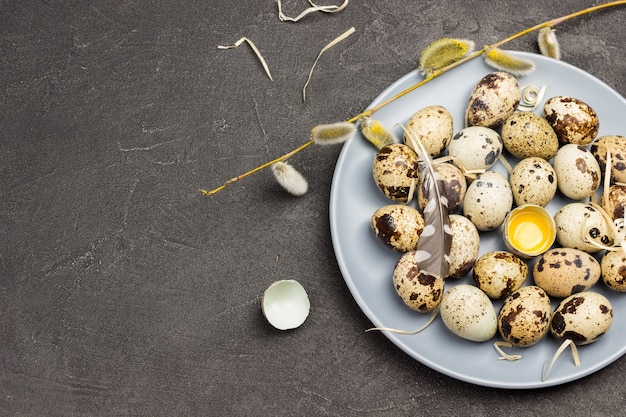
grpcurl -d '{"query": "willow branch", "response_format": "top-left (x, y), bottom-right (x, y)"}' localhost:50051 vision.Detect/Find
top-left (202, 1), bottom-right (626, 196)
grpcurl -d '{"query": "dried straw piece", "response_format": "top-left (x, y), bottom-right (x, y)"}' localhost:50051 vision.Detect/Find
top-left (365, 307), bottom-right (440, 335)
top-left (218, 37), bottom-right (273, 81)
top-left (276, 0), bottom-right (349, 22)
top-left (493, 341), bottom-right (523, 361)
top-left (303, 27), bottom-right (356, 101)
top-left (542, 339), bottom-right (580, 381)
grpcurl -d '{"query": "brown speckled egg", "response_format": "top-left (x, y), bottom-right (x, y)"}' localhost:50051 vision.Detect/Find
top-left (591, 135), bottom-right (626, 184)
top-left (509, 157), bottom-right (558, 207)
top-left (543, 96), bottom-right (599, 145)
top-left (447, 126), bottom-right (502, 171)
top-left (601, 250), bottom-right (626, 292)
top-left (533, 248), bottom-right (601, 298)
top-left (554, 203), bottom-right (613, 253)
top-left (553, 144), bottom-right (601, 200)
top-left (403, 105), bottom-right (453, 157)
top-left (417, 163), bottom-right (467, 213)
top-left (500, 111), bottom-right (559, 160)
top-left (463, 171), bottom-right (513, 231)
top-left (550, 292), bottom-right (613, 345)
top-left (447, 214), bottom-right (480, 278)
top-left (498, 286), bottom-right (551, 347)
top-left (393, 251), bottom-right (445, 313)
top-left (473, 251), bottom-right (527, 299)
top-left (466, 72), bottom-right (521, 129)
top-left (601, 185), bottom-right (626, 221)
top-left (371, 204), bottom-right (424, 252)
top-left (372, 143), bottom-right (420, 203)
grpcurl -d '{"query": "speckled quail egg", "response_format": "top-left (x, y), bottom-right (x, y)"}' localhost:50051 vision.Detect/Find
top-left (544, 96), bottom-right (599, 145)
top-left (500, 111), bottom-right (559, 160)
top-left (509, 157), bottom-right (558, 207)
top-left (533, 248), bottom-right (601, 298)
top-left (447, 126), bottom-right (503, 171)
top-left (417, 163), bottom-right (467, 213)
top-left (554, 203), bottom-right (613, 253)
top-left (372, 143), bottom-right (420, 203)
top-left (601, 250), bottom-right (626, 292)
top-left (473, 251), bottom-right (528, 299)
top-left (439, 284), bottom-right (497, 342)
top-left (393, 251), bottom-right (445, 313)
top-left (591, 135), bottom-right (626, 184)
top-left (403, 105), bottom-right (453, 157)
top-left (463, 171), bottom-right (513, 231)
top-left (447, 214), bottom-right (480, 278)
top-left (466, 71), bottom-right (521, 129)
top-left (550, 291), bottom-right (613, 345)
top-left (262, 280), bottom-right (310, 330)
top-left (371, 204), bottom-right (424, 252)
top-left (601, 184), bottom-right (626, 221)
top-left (553, 144), bottom-right (601, 200)
top-left (498, 285), bottom-right (552, 347)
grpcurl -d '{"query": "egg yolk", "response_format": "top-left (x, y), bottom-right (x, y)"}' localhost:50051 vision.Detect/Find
top-left (508, 210), bottom-right (553, 254)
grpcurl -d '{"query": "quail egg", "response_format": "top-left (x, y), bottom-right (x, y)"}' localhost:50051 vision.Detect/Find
top-left (473, 251), bottom-right (528, 299)
top-left (439, 284), bottom-right (497, 342)
top-left (601, 184), bottom-right (626, 221)
top-left (447, 126), bottom-right (503, 171)
top-left (463, 171), bottom-right (513, 231)
top-left (498, 286), bottom-right (552, 347)
top-left (601, 250), bottom-right (626, 292)
top-left (554, 202), bottom-right (613, 253)
top-left (543, 96), bottom-right (599, 145)
top-left (417, 162), bottom-right (467, 213)
top-left (466, 71), bottom-right (521, 129)
top-left (550, 291), bottom-right (613, 345)
top-left (500, 111), bottom-right (559, 160)
top-left (447, 214), bottom-right (480, 278)
top-left (533, 248), bottom-right (601, 298)
top-left (371, 204), bottom-right (425, 252)
top-left (372, 143), bottom-right (420, 203)
top-left (553, 144), bottom-right (601, 200)
top-left (509, 157), bottom-right (558, 207)
top-left (393, 251), bottom-right (445, 313)
top-left (591, 135), bottom-right (626, 184)
top-left (404, 105), bottom-right (454, 157)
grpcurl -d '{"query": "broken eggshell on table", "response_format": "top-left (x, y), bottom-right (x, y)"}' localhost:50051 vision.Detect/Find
top-left (262, 280), bottom-right (311, 330)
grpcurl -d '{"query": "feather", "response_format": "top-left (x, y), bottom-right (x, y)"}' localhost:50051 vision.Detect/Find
top-left (403, 128), bottom-right (452, 279)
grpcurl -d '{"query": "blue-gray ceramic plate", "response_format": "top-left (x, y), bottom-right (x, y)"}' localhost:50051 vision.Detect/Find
top-left (330, 51), bottom-right (626, 389)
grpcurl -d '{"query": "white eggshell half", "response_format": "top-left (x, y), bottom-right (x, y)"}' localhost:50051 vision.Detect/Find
top-left (262, 280), bottom-right (310, 330)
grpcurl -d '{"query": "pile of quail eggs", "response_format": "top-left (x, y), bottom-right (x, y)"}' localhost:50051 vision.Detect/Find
top-left (369, 71), bottom-right (626, 351)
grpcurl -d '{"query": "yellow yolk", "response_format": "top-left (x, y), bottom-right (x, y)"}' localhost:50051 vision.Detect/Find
top-left (508, 210), bottom-right (553, 254)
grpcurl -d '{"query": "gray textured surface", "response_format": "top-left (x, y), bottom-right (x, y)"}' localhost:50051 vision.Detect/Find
top-left (2, 1), bottom-right (626, 416)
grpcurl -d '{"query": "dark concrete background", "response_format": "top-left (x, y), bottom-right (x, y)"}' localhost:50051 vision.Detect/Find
top-left (2, 1), bottom-right (626, 416)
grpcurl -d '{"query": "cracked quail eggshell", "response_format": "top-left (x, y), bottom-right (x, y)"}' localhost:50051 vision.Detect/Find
top-left (262, 280), bottom-right (310, 330)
